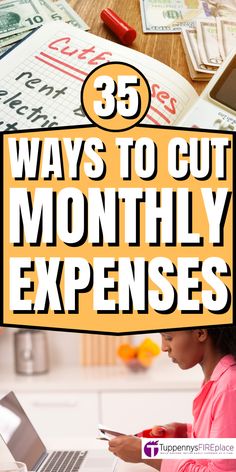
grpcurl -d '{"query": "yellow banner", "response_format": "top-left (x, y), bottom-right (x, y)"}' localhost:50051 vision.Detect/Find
top-left (2, 125), bottom-right (233, 333)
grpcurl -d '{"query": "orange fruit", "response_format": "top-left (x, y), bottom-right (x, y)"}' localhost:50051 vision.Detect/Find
top-left (117, 343), bottom-right (136, 361)
top-left (137, 348), bottom-right (153, 367)
top-left (138, 338), bottom-right (161, 356)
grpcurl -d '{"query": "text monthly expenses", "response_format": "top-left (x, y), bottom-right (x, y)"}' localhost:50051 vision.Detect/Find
top-left (7, 134), bottom-right (231, 315)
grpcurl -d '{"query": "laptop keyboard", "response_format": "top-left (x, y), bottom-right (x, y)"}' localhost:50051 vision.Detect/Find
top-left (40, 451), bottom-right (87, 472)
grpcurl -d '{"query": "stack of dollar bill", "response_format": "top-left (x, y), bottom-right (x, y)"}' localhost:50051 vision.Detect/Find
top-left (0, 0), bottom-right (89, 58)
top-left (181, 17), bottom-right (236, 81)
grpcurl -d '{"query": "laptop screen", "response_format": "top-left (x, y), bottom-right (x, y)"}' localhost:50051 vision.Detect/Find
top-left (0, 391), bottom-right (46, 470)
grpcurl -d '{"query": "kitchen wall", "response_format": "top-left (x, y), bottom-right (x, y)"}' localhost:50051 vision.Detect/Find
top-left (0, 328), bottom-right (162, 369)
top-left (0, 328), bottom-right (81, 368)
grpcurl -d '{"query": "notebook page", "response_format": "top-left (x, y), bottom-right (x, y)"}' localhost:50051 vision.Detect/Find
top-left (0, 22), bottom-right (198, 131)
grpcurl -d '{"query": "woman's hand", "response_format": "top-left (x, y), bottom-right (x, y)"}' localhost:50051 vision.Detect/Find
top-left (109, 435), bottom-right (162, 470)
top-left (108, 436), bottom-right (142, 463)
top-left (151, 422), bottom-right (188, 438)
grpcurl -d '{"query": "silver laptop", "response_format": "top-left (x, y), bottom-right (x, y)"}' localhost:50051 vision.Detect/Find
top-left (0, 392), bottom-right (117, 472)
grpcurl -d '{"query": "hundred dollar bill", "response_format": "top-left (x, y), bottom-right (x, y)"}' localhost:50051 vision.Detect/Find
top-left (181, 28), bottom-right (216, 77)
top-left (140, 0), bottom-right (213, 33)
top-left (0, 0), bottom-right (49, 39)
top-left (216, 18), bottom-right (236, 59)
top-left (196, 19), bottom-right (223, 67)
top-left (54, 0), bottom-right (89, 30)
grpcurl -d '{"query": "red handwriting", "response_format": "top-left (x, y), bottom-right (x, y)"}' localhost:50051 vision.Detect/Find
top-left (35, 52), bottom-right (87, 82)
top-left (48, 37), bottom-right (112, 65)
top-left (151, 83), bottom-right (177, 122)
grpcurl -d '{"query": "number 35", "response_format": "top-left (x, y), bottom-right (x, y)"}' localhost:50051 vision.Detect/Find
top-left (93, 75), bottom-right (141, 119)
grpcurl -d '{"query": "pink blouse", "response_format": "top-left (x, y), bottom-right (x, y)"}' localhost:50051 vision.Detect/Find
top-left (160, 354), bottom-right (236, 472)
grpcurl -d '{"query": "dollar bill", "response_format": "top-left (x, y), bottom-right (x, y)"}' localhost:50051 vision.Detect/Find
top-left (216, 17), bottom-right (236, 59)
top-left (54, 0), bottom-right (89, 30)
top-left (208, 0), bottom-right (236, 16)
top-left (196, 19), bottom-right (223, 66)
top-left (0, 0), bottom-right (49, 39)
top-left (39, 0), bottom-right (65, 21)
top-left (181, 28), bottom-right (216, 80)
top-left (39, 0), bottom-right (88, 28)
top-left (0, 30), bottom-right (28, 48)
top-left (0, 43), bottom-right (15, 57)
top-left (140, 0), bottom-right (213, 33)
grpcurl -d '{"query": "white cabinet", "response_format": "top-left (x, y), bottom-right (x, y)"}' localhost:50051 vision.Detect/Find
top-left (0, 388), bottom-right (197, 438)
top-left (0, 390), bottom-right (99, 439)
top-left (101, 391), bottom-right (197, 433)
top-left (0, 364), bottom-right (201, 438)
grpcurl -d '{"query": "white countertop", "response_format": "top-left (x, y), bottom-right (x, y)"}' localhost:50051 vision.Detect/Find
top-left (0, 355), bottom-right (203, 392)
top-left (0, 435), bottom-right (155, 472)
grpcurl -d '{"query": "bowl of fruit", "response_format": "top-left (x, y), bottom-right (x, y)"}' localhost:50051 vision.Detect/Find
top-left (117, 338), bottom-right (161, 372)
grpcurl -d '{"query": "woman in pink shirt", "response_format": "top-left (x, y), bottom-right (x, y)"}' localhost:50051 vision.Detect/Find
top-left (109, 327), bottom-right (236, 472)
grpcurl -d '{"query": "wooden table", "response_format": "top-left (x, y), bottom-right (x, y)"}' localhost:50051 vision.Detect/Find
top-left (72, 0), bottom-right (206, 96)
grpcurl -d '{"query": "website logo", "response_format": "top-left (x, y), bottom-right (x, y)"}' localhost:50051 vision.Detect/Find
top-left (143, 440), bottom-right (159, 458)
top-left (142, 438), bottom-right (236, 459)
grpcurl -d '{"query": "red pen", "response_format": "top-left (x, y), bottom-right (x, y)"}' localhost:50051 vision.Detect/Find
top-left (100, 8), bottom-right (137, 46)
top-left (136, 427), bottom-right (167, 438)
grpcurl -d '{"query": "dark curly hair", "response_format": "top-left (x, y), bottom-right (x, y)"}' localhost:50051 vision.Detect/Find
top-left (207, 327), bottom-right (236, 360)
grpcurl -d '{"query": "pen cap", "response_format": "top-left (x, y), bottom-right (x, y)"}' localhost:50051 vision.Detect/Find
top-left (136, 427), bottom-right (167, 438)
top-left (101, 8), bottom-right (137, 46)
